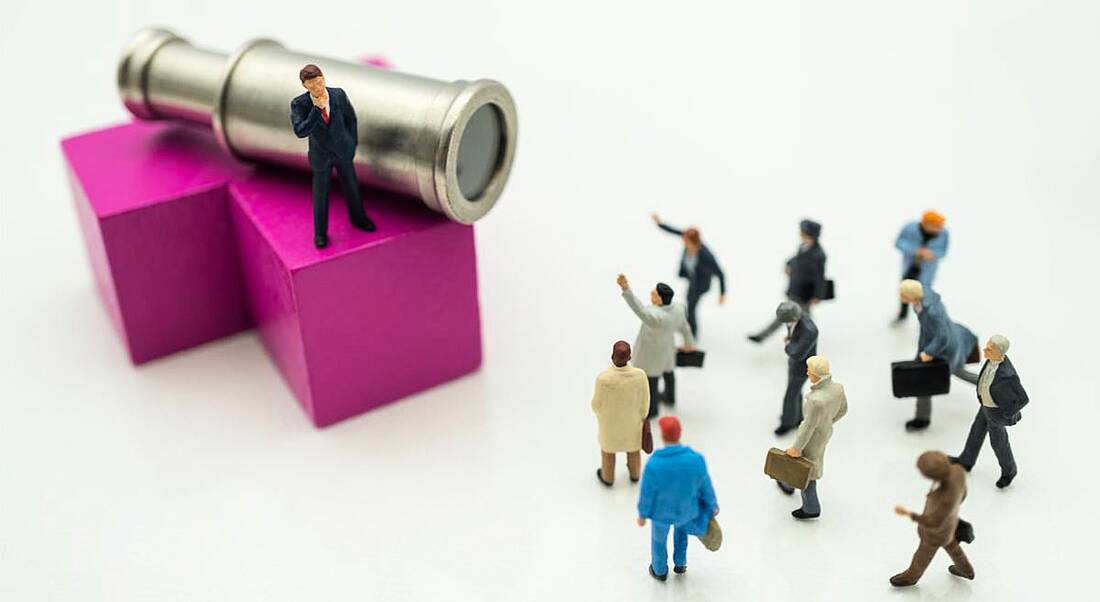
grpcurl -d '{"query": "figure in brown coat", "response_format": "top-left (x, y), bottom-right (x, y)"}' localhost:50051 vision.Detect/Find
top-left (890, 451), bottom-right (975, 587)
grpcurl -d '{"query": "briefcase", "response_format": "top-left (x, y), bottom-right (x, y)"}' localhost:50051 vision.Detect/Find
top-left (891, 359), bottom-right (950, 398)
top-left (821, 279), bottom-right (836, 301)
top-left (966, 343), bottom-right (981, 365)
top-left (676, 350), bottom-right (705, 368)
top-left (764, 447), bottom-right (813, 490)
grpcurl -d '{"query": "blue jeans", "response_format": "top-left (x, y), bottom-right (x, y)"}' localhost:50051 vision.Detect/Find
top-left (651, 522), bottom-right (689, 575)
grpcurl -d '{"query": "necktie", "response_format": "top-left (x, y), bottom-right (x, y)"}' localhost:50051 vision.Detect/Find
top-left (320, 106), bottom-right (330, 125)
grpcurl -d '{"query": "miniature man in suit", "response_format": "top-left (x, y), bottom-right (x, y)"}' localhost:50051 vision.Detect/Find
top-left (774, 301), bottom-right (818, 436)
top-left (749, 220), bottom-right (827, 343)
top-left (898, 280), bottom-right (978, 432)
top-left (950, 335), bottom-right (1028, 489)
top-left (592, 341), bottom-right (651, 486)
top-left (637, 416), bottom-right (721, 581)
top-left (650, 214), bottom-right (727, 337)
top-left (891, 451), bottom-right (974, 587)
top-left (617, 274), bottom-right (695, 419)
top-left (290, 64), bottom-right (376, 248)
top-left (894, 211), bottom-right (949, 323)
top-left (777, 355), bottom-right (847, 519)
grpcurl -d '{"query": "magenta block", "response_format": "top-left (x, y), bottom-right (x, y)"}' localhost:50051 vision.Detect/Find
top-left (229, 170), bottom-right (482, 427)
top-left (62, 122), bottom-right (254, 363)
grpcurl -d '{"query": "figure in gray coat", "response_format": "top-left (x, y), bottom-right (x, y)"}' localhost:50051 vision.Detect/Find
top-left (778, 355), bottom-right (847, 519)
top-left (617, 273), bottom-right (696, 418)
top-left (899, 280), bottom-right (979, 432)
top-left (951, 335), bottom-right (1028, 489)
top-left (775, 301), bottom-right (818, 435)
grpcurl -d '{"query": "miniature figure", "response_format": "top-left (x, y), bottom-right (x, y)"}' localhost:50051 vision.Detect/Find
top-left (650, 214), bottom-right (727, 337)
top-left (772, 301), bottom-right (818, 435)
top-left (950, 335), bottom-right (1028, 488)
top-left (890, 451), bottom-right (974, 587)
top-left (894, 211), bottom-right (948, 324)
top-left (776, 355), bottom-right (847, 519)
top-left (637, 416), bottom-right (721, 581)
top-left (592, 341), bottom-right (651, 486)
top-left (897, 280), bottom-right (978, 431)
top-left (617, 274), bottom-right (696, 418)
top-left (748, 220), bottom-right (827, 343)
top-left (290, 64), bottom-right (376, 248)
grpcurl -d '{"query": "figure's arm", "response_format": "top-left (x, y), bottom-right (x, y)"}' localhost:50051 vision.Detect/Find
top-left (834, 392), bottom-right (848, 422)
top-left (709, 249), bottom-right (727, 295)
top-left (785, 327), bottom-right (814, 358)
top-left (637, 469), bottom-right (658, 518)
top-left (591, 377), bottom-right (602, 414)
top-left (678, 307), bottom-right (696, 348)
top-left (922, 319), bottom-right (950, 358)
top-left (622, 289), bottom-right (661, 326)
top-left (895, 225), bottom-right (917, 253)
top-left (638, 378), bottom-right (651, 422)
top-left (792, 400), bottom-right (823, 452)
top-left (342, 90), bottom-right (359, 142)
top-left (657, 222), bottom-right (684, 236)
top-left (935, 229), bottom-right (950, 259)
top-left (812, 253), bottom-right (827, 299)
top-left (291, 100), bottom-right (322, 138)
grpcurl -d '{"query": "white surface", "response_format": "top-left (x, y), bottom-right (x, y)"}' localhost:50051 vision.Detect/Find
top-left (2, 1), bottom-right (1099, 600)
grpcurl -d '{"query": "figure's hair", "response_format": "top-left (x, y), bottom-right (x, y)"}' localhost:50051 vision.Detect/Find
top-left (899, 279), bottom-right (924, 300)
top-left (917, 451), bottom-right (950, 481)
top-left (807, 355), bottom-right (830, 378)
top-left (684, 228), bottom-right (701, 246)
top-left (611, 340), bottom-right (632, 366)
top-left (776, 300), bottom-right (802, 322)
top-left (656, 283), bottom-right (674, 305)
top-left (989, 334), bottom-right (1010, 355)
top-left (299, 64), bottom-right (324, 83)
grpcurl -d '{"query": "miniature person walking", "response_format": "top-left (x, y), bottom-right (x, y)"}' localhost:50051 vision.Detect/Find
top-left (637, 416), bottom-right (721, 581)
top-left (777, 355), bottom-right (847, 519)
top-left (290, 64), bottom-right (376, 248)
top-left (592, 341), bottom-right (651, 486)
top-left (890, 451), bottom-right (975, 587)
top-left (950, 335), bottom-right (1028, 489)
top-left (898, 280), bottom-right (978, 431)
top-left (774, 301), bottom-right (819, 435)
top-left (749, 220), bottom-right (827, 343)
top-left (894, 211), bottom-right (949, 323)
top-left (617, 274), bottom-right (695, 418)
top-left (650, 213), bottom-right (727, 337)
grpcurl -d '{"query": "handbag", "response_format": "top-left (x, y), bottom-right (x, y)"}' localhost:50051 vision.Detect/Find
top-left (955, 518), bottom-right (975, 544)
top-left (676, 350), bottom-right (705, 368)
top-left (641, 419), bottom-right (654, 454)
top-left (891, 359), bottom-right (951, 398)
top-left (821, 279), bottom-right (836, 301)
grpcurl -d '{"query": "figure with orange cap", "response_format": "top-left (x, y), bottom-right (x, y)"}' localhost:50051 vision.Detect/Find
top-left (894, 211), bottom-right (949, 323)
top-left (636, 416), bottom-right (721, 581)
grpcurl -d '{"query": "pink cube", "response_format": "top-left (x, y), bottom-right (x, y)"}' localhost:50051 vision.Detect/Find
top-left (229, 171), bottom-right (483, 426)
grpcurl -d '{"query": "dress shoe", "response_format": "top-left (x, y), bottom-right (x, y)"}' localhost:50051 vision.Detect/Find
top-left (889, 573), bottom-right (917, 587)
top-left (673, 565), bottom-right (687, 574)
top-left (905, 418), bottom-right (930, 432)
top-left (776, 481), bottom-right (795, 495)
top-left (791, 508), bottom-right (820, 520)
top-left (948, 565), bottom-right (975, 580)
top-left (948, 456), bottom-right (973, 472)
top-left (596, 468), bottom-right (612, 487)
top-left (649, 565), bottom-right (667, 582)
top-left (352, 215), bottom-right (376, 232)
top-left (774, 423), bottom-right (796, 436)
top-left (747, 334), bottom-right (764, 344)
top-left (314, 234), bottom-right (329, 249)
top-left (630, 475), bottom-right (640, 483)
top-left (996, 471), bottom-right (1017, 489)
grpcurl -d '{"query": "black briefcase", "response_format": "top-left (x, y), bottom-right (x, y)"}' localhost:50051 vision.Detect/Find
top-left (821, 279), bottom-right (836, 301)
top-left (676, 350), bottom-right (705, 368)
top-left (891, 359), bottom-right (950, 398)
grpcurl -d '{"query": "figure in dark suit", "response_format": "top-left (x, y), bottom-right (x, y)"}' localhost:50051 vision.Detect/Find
top-left (774, 301), bottom-right (818, 435)
top-left (749, 220), bottom-right (827, 343)
top-left (951, 335), bottom-right (1028, 489)
top-left (290, 64), bottom-right (375, 248)
top-left (651, 214), bottom-right (727, 337)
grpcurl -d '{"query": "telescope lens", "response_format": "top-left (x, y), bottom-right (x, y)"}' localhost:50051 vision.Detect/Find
top-left (456, 103), bottom-right (504, 201)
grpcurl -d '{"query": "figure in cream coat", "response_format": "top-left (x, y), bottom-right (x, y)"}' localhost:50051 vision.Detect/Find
top-left (592, 341), bottom-right (650, 486)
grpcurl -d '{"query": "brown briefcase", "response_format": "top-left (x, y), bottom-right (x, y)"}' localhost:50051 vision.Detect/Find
top-left (764, 447), bottom-right (814, 490)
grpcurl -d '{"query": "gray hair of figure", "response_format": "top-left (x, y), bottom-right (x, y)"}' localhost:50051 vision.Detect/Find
top-left (776, 301), bottom-right (803, 322)
top-left (988, 334), bottom-right (1010, 355)
top-left (806, 355), bottom-right (830, 377)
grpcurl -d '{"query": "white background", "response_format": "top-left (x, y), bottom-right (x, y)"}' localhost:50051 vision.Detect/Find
top-left (2, 1), bottom-right (1099, 600)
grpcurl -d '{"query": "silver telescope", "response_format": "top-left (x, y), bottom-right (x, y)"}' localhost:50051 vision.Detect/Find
top-left (117, 28), bottom-right (517, 224)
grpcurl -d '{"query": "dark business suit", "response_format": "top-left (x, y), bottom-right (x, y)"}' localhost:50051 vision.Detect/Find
top-left (912, 289), bottom-right (979, 422)
top-left (656, 223), bottom-right (727, 336)
top-left (753, 243), bottom-right (827, 340)
top-left (957, 357), bottom-right (1027, 476)
top-left (781, 316), bottom-right (818, 428)
top-left (290, 87), bottom-right (370, 239)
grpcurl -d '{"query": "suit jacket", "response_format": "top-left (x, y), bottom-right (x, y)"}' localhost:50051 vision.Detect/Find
top-left (915, 289), bottom-right (976, 372)
top-left (637, 444), bottom-right (718, 535)
top-left (785, 316), bottom-right (819, 375)
top-left (895, 221), bottom-right (949, 286)
top-left (290, 87), bottom-right (359, 168)
top-left (656, 223), bottom-right (727, 296)
top-left (786, 243), bottom-right (827, 303)
top-left (622, 289), bottom-right (695, 376)
top-left (977, 357), bottom-right (1029, 426)
top-left (911, 465), bottom-right (967, 547)
top-left (591, 365), bottom-right (650, 452)
top-left (793, 375), bottom-right (848, 480)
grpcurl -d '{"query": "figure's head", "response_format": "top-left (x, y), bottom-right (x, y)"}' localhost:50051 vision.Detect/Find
top-left (985, 335), bottom-right (1010, 361)
top-left (658, 416), bottom-right (682, 444)
top-left (611, 340), bottom-right (632, 367)
top-left (899, 279), bottom-right (924, 305)
top-left (652, 283), bottom-right (674, 306)
top-left (920, 210), bottom-right (946, 235)
top-left (299, 64), bottom-right (326, 97)
top-left (806, 355), bottom-right (830, 383)
top-left (683, 228), bottom-right (702, 253)
top-left (799, 219), bottom-right (822, 244)
top-left (776, 300), bottom-right (802, 325)
top-left (916, 450), bottom-right (951, 481)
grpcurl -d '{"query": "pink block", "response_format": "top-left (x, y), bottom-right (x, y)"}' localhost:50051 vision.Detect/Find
top-left (229, 170), bottom-right (482, 427)
top-left (62, 122), bottom-right (254, 363)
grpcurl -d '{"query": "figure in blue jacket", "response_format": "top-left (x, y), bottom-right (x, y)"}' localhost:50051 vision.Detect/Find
top-left (898, 280), bottom-right (979, 431)
top-left (894, 211), bottom-right (948, 323)
top-left (636, 416), bottom-right (721, 581)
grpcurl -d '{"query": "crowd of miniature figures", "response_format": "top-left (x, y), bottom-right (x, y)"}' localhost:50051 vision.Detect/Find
top-left (591, 211), bottom-right (1030, 585)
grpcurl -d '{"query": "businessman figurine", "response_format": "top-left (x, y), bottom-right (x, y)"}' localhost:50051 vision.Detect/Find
top-left (749, 220), bottom-right (827, 343)
top-left (774, 301), bottom-right (818, 436)
top-left (290, 64), bottom-right (376, 248)
top-left (650, 214), bottom-right (727, 337)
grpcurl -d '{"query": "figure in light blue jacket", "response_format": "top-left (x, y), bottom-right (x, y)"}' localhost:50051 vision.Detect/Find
top-left (636, 416), bottom-right (720, 581)
top-left (894, 211), bottom-right (949, 322)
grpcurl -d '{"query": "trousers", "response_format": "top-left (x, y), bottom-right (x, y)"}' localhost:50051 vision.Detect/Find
top-left (800, 480), bottom-right (820, 514)
top-left (781, 362), bottom-right (807, 427)
top-left (647, 372), bottom-right (676, 418)
top-left (957, 407), bottom-right (1017, 475)
top-left (600, 450), bottom-right (641, 484)
top-left (915, 367), bottom-right (979, 421)
top-left (650, 521), bottom-right (689, 576)
top-left (686, 287), bottom-right (703, 337)
top-left (896, 540), bottom-right (974, 583)
top-left (311, 157), bottom-right (369, 238)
